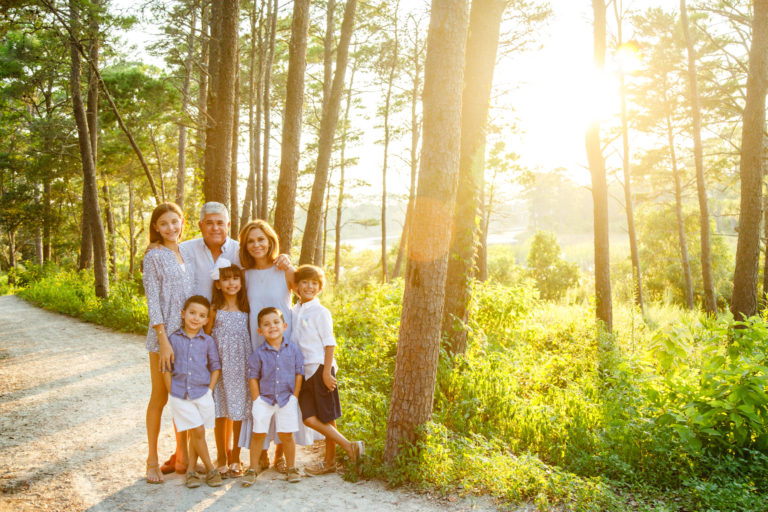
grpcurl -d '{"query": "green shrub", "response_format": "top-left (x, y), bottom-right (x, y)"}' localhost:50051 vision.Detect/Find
top-left (526, 230), bottom-right (581, 300)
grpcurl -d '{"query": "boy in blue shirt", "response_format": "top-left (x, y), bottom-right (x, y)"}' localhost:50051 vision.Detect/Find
top-left (242, 307), bottom-right (304, 486)
top-left (163, 295), bottom-right (223, 488)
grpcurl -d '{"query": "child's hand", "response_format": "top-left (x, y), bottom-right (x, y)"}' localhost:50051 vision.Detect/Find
top-left (322, 370), bottom-right (337, 392)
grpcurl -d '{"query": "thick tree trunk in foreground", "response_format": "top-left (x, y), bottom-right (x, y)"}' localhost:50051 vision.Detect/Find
top-left (681, 0), bottom-right (717, 314)
top-left (442, 0), bottom-right (505, 356)
top-left (384, 0), bottom-right (469, 462)
top-left (299, 0), bottom-right (357, 265)
top-left (196, 2), bottom-right (210, 172)
top-left (586, 0), bottom-right (611, 330)
top-left (274, 0), bottom-right (311, 252)
top-left (762, 183), bottom-right (768, 307)
top-left (203, 0), bottom-right (239, 205)
top-left (731, 0), bottom-right (768, 321)
top-left (70, 0), bottom-right (108, 298)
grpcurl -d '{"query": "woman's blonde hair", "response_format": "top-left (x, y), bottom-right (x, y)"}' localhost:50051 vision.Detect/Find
top-left (239, 220), bottom-right (280, 268)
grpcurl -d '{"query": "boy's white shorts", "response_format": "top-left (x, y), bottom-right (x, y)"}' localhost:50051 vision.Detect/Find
top-left (169, 389), bottom-right (215, 432)
top-left (252, 395), bottom-right (299, 434)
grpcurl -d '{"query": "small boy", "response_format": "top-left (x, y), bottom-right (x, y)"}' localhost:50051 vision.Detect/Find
top-left (163, 295), bottom-right (223, 489)
top-left (292, 265), bottom-right (364, 476)
top-left (242, 307), bottom-right (304, 486)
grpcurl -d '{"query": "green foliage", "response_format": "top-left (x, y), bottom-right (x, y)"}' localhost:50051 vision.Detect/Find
top-left (12, 267), bottom-right (768, 510)
top-left (635, 204), bottom-right (733, 306)
top-left (526, 230), bottom-right (581, 300)
top-left (18, 268), bottom-right (147, 334)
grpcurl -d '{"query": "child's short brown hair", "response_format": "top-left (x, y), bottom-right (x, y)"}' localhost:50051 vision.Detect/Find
top-left (294, 264), bottom-right (325, 290)
top-left (183, 295), bottom-right (211, 312)
top-left (257, 306), bottom-right (284, 326)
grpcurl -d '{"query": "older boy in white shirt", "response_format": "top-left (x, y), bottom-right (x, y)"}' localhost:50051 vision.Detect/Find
top-left (292, 264), bottom-right (364, 475)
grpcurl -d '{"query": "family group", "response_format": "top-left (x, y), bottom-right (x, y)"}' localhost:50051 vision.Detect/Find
top-left (142, 201), bottom-right (364, 489)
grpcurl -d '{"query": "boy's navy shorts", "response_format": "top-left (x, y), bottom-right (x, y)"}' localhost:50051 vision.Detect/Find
top-left (299, 365), bottom-right (342, 424)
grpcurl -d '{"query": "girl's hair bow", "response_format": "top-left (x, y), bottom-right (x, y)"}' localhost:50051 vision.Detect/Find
top-left (210, 257), bottom-right (233, 281)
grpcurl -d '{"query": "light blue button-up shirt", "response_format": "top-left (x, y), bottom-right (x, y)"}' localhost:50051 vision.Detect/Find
top-left (247, 339), bottom-right (304, 407)
top-left (179, 237), bottom-right (241, 300)
top-left (168, 329), bottom-right (221, 400)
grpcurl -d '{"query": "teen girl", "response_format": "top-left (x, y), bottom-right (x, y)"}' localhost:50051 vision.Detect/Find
top-left (205, 258), bottom-right (252, 477)
top-left (142, 202), bottom-right (193, 484)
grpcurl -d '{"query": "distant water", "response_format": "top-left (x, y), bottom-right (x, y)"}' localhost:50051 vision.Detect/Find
top-left (342, 229), bottom-right (525, 251)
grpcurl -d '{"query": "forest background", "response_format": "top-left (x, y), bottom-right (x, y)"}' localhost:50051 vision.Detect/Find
top-left (2, 0), bottom-right (768, 510)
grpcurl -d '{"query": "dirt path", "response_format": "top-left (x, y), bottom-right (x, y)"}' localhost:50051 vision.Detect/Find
top-left (0, 295), bottom-right (502, 512)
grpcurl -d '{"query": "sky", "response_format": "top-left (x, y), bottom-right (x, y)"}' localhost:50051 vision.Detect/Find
top-left (111, 0), bottom-right (668, 200)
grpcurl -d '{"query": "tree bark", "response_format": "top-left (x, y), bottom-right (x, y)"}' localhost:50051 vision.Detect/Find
top-left (261, 0), bottom-right (277, 220)
top-left (176, 1), bottom-right (198, 210)
top-left (586, 0), bottom-right (612, 331)
top-left (393, 23), bottom-right (425, 280)
top-left (242, 0), bottom-right (262, 227)
top-left (274, 0), bottom-right (311, 251)
top-left (230, 60), bottom-right (240, 235)
top-left (299, 0), bottom-right (357, 265)
top-left (681, 0), bottom-right (717, 314)
top-left (197, 1), bottom-right (210, 172)
top-left (616, 7), bottom-right (644, 314)
top-left (665, 95), bottom-right (694, 310)
top-left (129, 180), bottom-right (136, 274)
top-left (384, 0), bottom-right (469, 462)
top-left (203, 0), bottom-right (239, 204)
top-left (70, 0), bottom-right (108, 298)
top-left (379, 2), bottom-right (399, 282)
top-left (442, 0), bottom-right (505, 355)
top-left (731, 0), bottom-right (768, 321)
top-left (334, 64), bottom-right (357, 286)
top-left (762, 182), bottom-right (768, 307)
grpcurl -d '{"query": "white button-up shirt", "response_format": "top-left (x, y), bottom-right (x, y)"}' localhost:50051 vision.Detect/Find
top-left (180, 237), bottom-right (241, 300)
top-left (291, 298), bottom-right (337, 379)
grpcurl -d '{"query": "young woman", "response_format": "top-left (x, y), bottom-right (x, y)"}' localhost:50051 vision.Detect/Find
top-left (142, 202), bottom-right (193, 483)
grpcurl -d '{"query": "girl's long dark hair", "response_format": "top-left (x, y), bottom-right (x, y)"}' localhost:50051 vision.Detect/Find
top-left (211, 265), bottom-right (250, 313)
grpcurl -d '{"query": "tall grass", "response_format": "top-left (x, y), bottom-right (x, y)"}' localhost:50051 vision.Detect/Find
top-left (12, 266), bottom-right (768, 510)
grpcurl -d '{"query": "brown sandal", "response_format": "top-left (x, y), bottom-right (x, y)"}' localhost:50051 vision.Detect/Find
top-left (146, 461), bottom-right (164, 484)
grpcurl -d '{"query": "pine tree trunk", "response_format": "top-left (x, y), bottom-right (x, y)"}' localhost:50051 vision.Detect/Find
top-left (666, 101), bottom-right (694, 310)
top-left (731, 0), bottom-right (768, 321)
top-left (100, 171), bottom-right (116, 278)
top-left (681, 0), bottom-right (717, 314)
top-left (619, 73), bottom-right (644, 313)
top-left (442, 0), bottom-right (505, 355)
top-left (176, 2), bottom-right (198, 210)
top-left (384, 0), bottom-right (469, 462)
top-left (203, 0), bottom-right (239, 205)
top-left (274, 0), bottom-right (311, 251)
top-left (230, 62), bottom-right (240, 235)
top-left (380, 4), bottom-right (398, 282)
top-left (299, 0), bottom-right (357, 264)
top-left (261, 0), bottom-right (277, 220)
top-left (197, 2), bottom-right (210, 172)
top-left (242, 0), bottom-right (262, 227)
top-left (70, 0), bottom-right (108, 298)
top-left (762, 183), bottom-right (768, 307)
top-left (393, 31), bottom-right (424, 280)
top-left (129, 180), bottom-right (136, 274)
top-left (43, 177), bottom-right (51, 261)
top-left (78, 192), bottom-right (93, 270)
top-left (586, 0), bottom-right (612, 330)
top-left (334, 65), bottom-right (356, 286)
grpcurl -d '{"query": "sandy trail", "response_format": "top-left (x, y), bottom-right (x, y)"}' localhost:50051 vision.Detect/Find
top-left (0, 295), bottom-right (501, 511)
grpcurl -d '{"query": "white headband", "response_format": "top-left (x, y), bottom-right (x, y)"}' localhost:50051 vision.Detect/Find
top-left (210, 257), bottom-right (233, 281)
